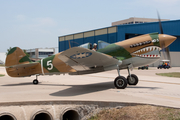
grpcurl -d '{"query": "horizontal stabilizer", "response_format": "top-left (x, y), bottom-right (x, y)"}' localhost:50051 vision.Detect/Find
top-left (6, 62), bottom-right (39, 68)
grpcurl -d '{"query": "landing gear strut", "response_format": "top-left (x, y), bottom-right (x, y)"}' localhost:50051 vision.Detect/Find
top-left (114, 65), bottom-right (139, 89)
top-left (33, 75), bottom-right (39, 85)
top-left (127, 67), bottom-right (139, 85)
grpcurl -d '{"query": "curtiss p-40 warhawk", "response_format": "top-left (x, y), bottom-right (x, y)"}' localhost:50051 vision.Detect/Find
top-left (5, 19), bottom-right (177, 89)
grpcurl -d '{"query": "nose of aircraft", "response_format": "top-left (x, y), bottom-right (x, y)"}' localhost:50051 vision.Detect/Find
top-left (159, 34), bottom-right (177, 48)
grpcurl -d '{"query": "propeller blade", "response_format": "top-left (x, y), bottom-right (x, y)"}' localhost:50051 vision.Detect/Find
top-left (161, 43), bottom-right (167, 59)
top-left (157, 11), bottom-right (164, 34)
top-left (165, 47), bottom-right (171, 61)
top-left (68, 40), bottom-right (71, 48)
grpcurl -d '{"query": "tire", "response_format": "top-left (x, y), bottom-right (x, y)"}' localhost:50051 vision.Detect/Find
top-left (127, 74), bottom-right (139, 85)
top-left (114, 76), bottom-right (127, 89)
top-left (33, 79), bottom-right (39, 84)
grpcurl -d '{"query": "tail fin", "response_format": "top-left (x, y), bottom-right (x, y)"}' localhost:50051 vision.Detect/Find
top-left (5, 47), bottom-right (31, 67)
top-left (5, 47), bottom-right (35, 77)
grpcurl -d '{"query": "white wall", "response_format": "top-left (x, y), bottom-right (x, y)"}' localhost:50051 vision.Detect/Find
top-left (149, 52), bottom-right (180, 67)
top-left (0, 53), bottom-right (6, 64)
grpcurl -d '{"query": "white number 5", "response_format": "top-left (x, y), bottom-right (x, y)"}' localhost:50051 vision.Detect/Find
top-left (47, 60), bottom-right (53, 70)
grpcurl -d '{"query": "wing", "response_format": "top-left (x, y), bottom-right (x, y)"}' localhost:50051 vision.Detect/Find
top-left (58, 47), bottom-right (122, 75)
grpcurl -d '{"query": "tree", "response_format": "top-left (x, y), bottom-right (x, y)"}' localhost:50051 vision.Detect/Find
top-left (23, 50), bottom-right (30, 57)
top-left (6, 47), bottom-right (12, 55)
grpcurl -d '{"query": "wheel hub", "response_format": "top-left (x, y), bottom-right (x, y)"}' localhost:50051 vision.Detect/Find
top-left (129, 77), bottom-right (135, 84)
top-left (116, 79), bottom-right (124, 87)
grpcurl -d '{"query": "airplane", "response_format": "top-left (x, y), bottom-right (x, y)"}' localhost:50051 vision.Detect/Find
top-left (5, 32), bottom-right (176, 89)
top-left (5, 14), bottom-right (177, 89)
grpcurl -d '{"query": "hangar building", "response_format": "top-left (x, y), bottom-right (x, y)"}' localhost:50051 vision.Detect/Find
top-left (58, 18), bottom-right (180, 67)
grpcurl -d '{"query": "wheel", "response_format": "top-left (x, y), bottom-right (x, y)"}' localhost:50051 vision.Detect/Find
top-left (127, 74), bottom-right (139, 85)
top-left (114, 76), bottom-right (127, 89)
top-left (33, 79), bottom-right (39, 84)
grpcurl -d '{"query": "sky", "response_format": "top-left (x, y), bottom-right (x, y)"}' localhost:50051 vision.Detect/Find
top-left (1, 0), bottom-right (180, 52)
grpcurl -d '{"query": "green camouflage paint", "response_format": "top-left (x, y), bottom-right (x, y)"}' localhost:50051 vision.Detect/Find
top-left (42, 55), bottom-right (59, 72)
top-left (149, 33), bottom-right (160, 46)
top-left (7, 47), bottom-right (17, 55)
top-left (19, 56), bottom-right (31, 63)
top-left (98, 44), bottom-right (132, 60)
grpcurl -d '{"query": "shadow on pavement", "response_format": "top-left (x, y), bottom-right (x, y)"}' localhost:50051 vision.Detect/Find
top-left (128, 86), bottom-right (160, 90)
top-left (1, 82), bottom-right (66, 86)
top-left (50, 81), bottom-right (114, 96)
top-left (50, 82), bottom-right (161, 96)
top-left (2, 81), bottom-right (161, 96)
top-left (2, 82), bottom-right (35, 86)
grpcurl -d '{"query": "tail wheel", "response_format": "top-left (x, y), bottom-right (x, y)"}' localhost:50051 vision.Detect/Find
top-left (114, 76), bottom-right (127, 89)
top-left (127, 74), bottom-right (138, 85)
top-left (33, 79), bottom-right (39, 84)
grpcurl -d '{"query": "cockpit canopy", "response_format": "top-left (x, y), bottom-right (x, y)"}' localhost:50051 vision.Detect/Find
top-left (79, 40), bottom-right (110, 50)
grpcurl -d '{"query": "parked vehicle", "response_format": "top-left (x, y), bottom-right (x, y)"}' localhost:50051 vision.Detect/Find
top-left (157, 60), bottom-right (171, 69)
top-left (138, 65), bottom-right (148, 70)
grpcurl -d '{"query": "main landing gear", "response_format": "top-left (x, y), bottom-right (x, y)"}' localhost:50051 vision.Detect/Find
top-left (33, 75), bottom-right (39, 85)
top-left (114, 66), bottom-right (139, 89)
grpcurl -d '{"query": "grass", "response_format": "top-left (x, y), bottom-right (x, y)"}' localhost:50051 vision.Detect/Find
top-left (88, 105), bottom-right (180, 120)
top-left (0, 74), bottom-right (5, 77)
top-left (156, 72), bottom-right (180, 78)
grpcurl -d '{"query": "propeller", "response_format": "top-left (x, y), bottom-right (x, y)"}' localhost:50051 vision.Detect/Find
top-left (157, 12), bottom-right (171, 63)
top-left (68, 40), bottom-right (71, 48)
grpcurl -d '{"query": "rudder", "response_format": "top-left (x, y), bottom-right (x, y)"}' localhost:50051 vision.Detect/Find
top-left (5, 47), bottom-right (31, 67)
top-left (5, 47), bottom-right (34, 77)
